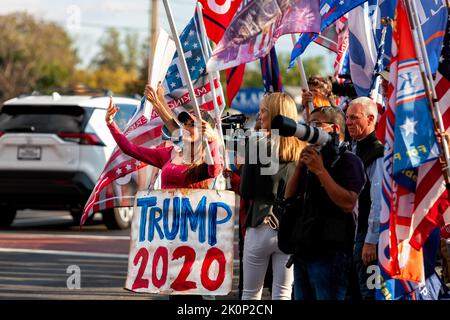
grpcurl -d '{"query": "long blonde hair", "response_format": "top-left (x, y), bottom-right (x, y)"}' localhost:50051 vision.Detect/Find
top-left (260, 92), bottom-right (305, 162)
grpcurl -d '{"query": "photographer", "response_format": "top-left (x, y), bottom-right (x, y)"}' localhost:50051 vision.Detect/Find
top-left (284, 107), bottom-right (366, 300)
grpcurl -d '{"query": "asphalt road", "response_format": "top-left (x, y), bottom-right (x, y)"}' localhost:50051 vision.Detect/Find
top-left (0, 210), bottom-right (242, 300)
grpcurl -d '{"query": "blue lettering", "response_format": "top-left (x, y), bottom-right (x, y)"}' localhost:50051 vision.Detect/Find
top-left (163, 197), bottom-right (180, 240)
top-left (148, 206), bottom-right (164, 241)
top-left (136, 196), bottom-right (233, 246)
top-left (136, 197), bottom-right (157, 242)
top-left (180, 196), bottom-right (207, 243)
top-left (399, 72), bottom-right (416, 92)
top-left (208, 202), bottom-right (232, 246)
top-left (423, 0), bottom-right (443, 17)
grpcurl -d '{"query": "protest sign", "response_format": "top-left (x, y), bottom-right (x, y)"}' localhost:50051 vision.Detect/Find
top-left (125, 189), bottom-right (236, 295)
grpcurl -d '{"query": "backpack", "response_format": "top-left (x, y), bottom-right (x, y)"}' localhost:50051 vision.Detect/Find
top-left (276, 194), bottom-right (303, 254)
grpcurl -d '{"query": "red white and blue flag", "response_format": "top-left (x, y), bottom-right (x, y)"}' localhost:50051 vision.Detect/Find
top-left (313, 15), bottom-right (349, 82)
top-left (207, 0), bottom-right (321, 72)
top-left (377, 0), bottom-right (449, 299)
top-left (81, 17), bottom-right (226, 225)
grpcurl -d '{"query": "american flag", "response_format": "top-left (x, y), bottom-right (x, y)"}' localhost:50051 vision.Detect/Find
top-left (313, 15), bottom-right (349, 82)
top-left (81, 17), bottom-right (226, 225)
top-left (163, 17), bottom-right (206, 92)
top-left (436, 7), bottom-right (450, 239)
top-left (376, 1), bottom-right (449, 299)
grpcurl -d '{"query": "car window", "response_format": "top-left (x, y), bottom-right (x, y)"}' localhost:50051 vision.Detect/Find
top-left (0, 105), bottom-right (91, 133)
top-left (114, 103), bottom-right (138, 131)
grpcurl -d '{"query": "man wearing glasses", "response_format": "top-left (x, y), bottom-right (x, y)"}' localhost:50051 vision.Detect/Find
top-left (285, 106), bottom-right (366, 300)
top-left (346, 97), bottom-right (384, 301)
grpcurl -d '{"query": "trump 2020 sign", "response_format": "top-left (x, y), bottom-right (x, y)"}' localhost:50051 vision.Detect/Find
top-left (125, 189), bottom-right (236, 295)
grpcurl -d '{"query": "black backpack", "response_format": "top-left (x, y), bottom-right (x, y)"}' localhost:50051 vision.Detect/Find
top-left (275, 194), bottom-right (303, 254)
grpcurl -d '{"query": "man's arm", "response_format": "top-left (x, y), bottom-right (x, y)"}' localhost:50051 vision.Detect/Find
top-left (365, 158), bottom-right (383, 244)
top-left (361, 157), bottom-right (383, 265)
top-left (315, 170), bottom-right (359, 213)
top-left (301, 146), bottom-right (363, 213)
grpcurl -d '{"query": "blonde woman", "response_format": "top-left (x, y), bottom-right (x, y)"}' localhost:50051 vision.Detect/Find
top-left (240, 92), bottom-right (304, 300)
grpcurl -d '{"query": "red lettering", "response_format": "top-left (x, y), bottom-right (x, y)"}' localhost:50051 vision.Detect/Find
top-left (170, 246), bottom-right (197, 291)
top-left (201, 247), bottom-right (226, 291)
top-left (152, 246), bottom-right (168, 288)
top-left (132, 248), bottom-right (149, 290)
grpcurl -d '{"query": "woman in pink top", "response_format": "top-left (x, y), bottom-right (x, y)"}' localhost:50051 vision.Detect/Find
top-left (105, 85), bottom-right (223, 189)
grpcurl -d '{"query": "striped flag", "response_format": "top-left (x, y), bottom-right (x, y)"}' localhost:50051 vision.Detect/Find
top-left (81, 17), bottom-right (226, 225)
top-left (377, 0), bottom-right (449, 299)
top-left (313, 15), bottom-right (349, 82)
top-left (435, 7), bottom-right (450, 240)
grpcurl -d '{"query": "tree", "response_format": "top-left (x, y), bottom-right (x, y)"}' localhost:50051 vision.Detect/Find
top-left (91, 28), bottom-right (125, 71)
top-left (124, 32), bottom-right (140, 73)
top-left (0, 13), bottom-right (78, 102)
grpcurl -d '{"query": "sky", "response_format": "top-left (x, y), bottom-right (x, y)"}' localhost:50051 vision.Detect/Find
top-left (0, 0), bottom-right (335, 74)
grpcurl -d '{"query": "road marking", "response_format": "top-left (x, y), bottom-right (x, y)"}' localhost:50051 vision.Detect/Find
top-left (0, 232), bottom-right (130, 240)
top-left (0, 248), bottom-right (240, 265)
top-left (0, 248), bottom-right (129, 259)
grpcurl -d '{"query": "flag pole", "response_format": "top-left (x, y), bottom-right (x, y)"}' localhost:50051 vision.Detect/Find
top-left (291, 34), bottom-right (313, 122)
top-left (162, 0), bottom-right (214, 164)
top-left (403, 0), bottom-right (450, 186)
top-left (369, 18), bottom-right (390, 95)
top-left (196, 2), bottom-right (231, 189)
top-left (196, 2), bottom-right (229, 169)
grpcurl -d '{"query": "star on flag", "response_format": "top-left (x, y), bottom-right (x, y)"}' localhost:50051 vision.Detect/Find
top-left (400, 117), bottom-right (418, 137)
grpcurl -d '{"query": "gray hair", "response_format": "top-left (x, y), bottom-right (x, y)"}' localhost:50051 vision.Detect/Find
top-left (349, 97), bottom-right (378, 119)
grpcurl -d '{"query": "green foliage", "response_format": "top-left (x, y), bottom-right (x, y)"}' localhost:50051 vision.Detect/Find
top-left (0, 12), bottom-right (78, 102)
top-left (91, 28), bottom-right (124, 71)
top-left (242, 53), bottom-right (327, 89)
top-left (76, 28), bottom-right (143, 95)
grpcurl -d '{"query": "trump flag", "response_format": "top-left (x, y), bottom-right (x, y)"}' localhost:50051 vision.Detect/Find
top-left (207, 0), bottom-right (321, 72)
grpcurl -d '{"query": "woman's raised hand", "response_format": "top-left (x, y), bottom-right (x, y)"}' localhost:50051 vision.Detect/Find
top-left (156, 82), bottom-right (166, 101)
top-left (145, 84), bottom-right (159, 105)
top-left (105, 96), bottom-right (119, 125)
top-left (201, 120), bottom-right (218, 143)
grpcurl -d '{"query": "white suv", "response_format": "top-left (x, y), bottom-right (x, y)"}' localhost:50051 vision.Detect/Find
top-left (0, 93), bottom-right (140, 229)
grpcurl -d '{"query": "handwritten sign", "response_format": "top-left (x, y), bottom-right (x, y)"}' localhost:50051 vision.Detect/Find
top-left (125, 189), bottom-right (236, 295)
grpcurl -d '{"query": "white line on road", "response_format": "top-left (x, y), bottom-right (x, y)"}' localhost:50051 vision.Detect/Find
top-left (0, 232), bottom-right (130, 240)
top-left (0, 248), bottom-right (129, 259)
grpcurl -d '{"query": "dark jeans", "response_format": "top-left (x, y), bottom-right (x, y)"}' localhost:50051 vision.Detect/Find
top-left (353, 232), bottom-right (376, 300)
top-left (293, 251), bottom-right (351, 300)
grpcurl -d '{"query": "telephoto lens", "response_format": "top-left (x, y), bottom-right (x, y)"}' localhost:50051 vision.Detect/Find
top-left (271, 115), bottom-right (331, 146)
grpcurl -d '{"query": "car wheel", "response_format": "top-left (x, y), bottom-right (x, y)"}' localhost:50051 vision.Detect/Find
top-left (0, 206), bottom-right (17, 229)
top-left (102, 207), bottom-right (133, 230)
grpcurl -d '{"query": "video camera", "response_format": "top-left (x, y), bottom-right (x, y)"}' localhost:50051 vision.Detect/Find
top-left (221, 113), bottom-right (247, 131)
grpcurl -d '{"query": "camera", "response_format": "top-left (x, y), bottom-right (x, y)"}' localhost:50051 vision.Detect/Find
top-left (221, 113), bottom-right (247, 133)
